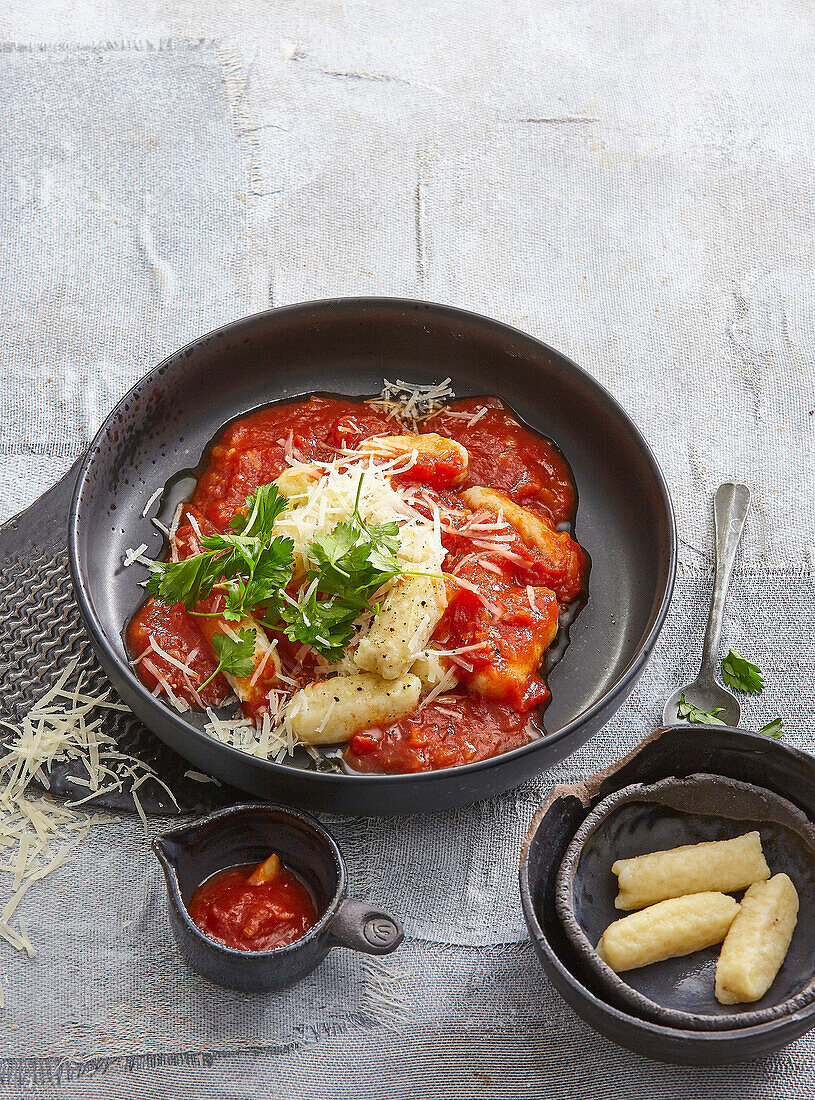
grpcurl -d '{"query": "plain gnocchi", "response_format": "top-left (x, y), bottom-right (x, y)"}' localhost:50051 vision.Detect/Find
top-left (597, 892), bottom-right (740, 972)
top-left (612, 832), bottom-right (770, 910)
top-left (715, 873), bottom-right (799, 1004)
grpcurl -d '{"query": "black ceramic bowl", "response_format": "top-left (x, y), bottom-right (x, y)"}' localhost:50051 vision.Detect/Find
top-left (69, 298), bottom-right (676, 814)
top-left (555, 773), bottom-right (815, 1029)
top-left (519, 726), bottom-right (815, 1064)
top-left (154, 803), bottom-right (403, 991)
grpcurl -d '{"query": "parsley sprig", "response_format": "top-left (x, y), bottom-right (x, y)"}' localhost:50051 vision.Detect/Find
top-left (200, 629), bottom-right (257, 689)
top-left (674, 650), bottom-right (784, 738)
top-left (147, 474), bottom-right (406, 664)
top-left (719, 651), bottom-right (783, 736)
top-left (146, 484), bottom-right (292, 621)
top-left (269, 476), bottom-right (403, 659)
top-left (276, 584), bottom-right (362, 663)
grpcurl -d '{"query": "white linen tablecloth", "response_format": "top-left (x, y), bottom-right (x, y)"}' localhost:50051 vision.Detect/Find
top-left (0, 3), bottom-right (813, 1097)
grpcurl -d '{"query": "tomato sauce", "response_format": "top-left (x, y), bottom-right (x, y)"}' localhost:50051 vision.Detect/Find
top-left (345, 695), bottom-right (533, 773)
top-left (127, 392), bottom-right (588, 775)
top-left (191, 398), bottom-right (395, 531)
top-left (188, 856), bottom-right (318, 952)
top-left (438, 560), bottom-right (560, 711)
top-left (126, 597), bottom-right (230, 706)
top-left (424, 397), bottom-right (575, 525)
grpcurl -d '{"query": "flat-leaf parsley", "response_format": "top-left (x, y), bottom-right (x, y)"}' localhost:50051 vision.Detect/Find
top-left (721, 650), bottom-right (764, 694)
top-left (757, 717), bottom-right (783, 739)
top-left (200, 629), bottom-right (257, 688)
top-left (149, 474), bottom-right (407, 663)
top-left (677, 694), bottom-right (727, 726)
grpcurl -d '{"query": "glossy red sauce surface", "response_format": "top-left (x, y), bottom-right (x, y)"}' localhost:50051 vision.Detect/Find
top-left (188, 861), bottom-right (318, 952)
top-left (424, 397), bottom-right (575, 525)
top-left (126, 596), bottom-right (229, 706)
top-left (345, 695), bottom-right (533, 773)
top-left (127, 394), bottom-right (587, 775)
top-left (438, 560), bottom-right (559, 711)
top-left (191, 398), bottom-right (395, 530)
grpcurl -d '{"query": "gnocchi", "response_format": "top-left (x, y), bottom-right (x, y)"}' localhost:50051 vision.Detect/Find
top-left (273, 467), bottom-right (317, 505)
top-left (354, 575), bottom-right (448, 680)
top-left (461, 485), bottom-right (584, 601)
top-left (462, 485), bottom-right (556, 543)
top-left (359, 432), bottom-right (469, 487)
top-left (715, 873), bottom-right (799, 1004)
top-left (597, 892), bottom-right (741, 972)
top-left (612, 832), bottom-right (770, 910)
top-left (287, 672), bottom-right (422, 745)
top-left (198, 614), bottom-right (281, 716)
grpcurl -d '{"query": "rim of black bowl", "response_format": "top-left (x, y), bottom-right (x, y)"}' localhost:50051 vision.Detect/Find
top-left (69, 296), bottom-right (677, 787)
top-left (155, 802), bottom-right (347, 958)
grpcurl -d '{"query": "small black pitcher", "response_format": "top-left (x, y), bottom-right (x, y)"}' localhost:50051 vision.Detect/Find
top-left (153, 802), bottom-right (403, 991)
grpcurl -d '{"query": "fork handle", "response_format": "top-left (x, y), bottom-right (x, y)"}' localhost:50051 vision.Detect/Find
top-left (699, 482), bottom-right (751, 680)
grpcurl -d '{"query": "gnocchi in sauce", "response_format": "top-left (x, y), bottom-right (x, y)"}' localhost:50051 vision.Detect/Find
top-left (127, 392), bottom-right (588, 774)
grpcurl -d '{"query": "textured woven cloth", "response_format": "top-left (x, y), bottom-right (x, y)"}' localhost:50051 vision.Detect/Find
top-left (0, 3), bottom-right (813, 1097)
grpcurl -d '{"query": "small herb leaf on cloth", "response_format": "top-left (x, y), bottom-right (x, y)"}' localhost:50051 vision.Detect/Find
top-left (758, 718), bottom-right (784, 739)
top-left (721, 649), bottom-right (764, 693)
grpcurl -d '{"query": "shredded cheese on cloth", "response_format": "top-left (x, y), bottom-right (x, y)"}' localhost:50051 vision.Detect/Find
top-left (0, 660), bottom-right (179, 960)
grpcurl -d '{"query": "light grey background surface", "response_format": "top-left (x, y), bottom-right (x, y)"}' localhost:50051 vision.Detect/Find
top-left (0, 2), bottom-right (813, 1097)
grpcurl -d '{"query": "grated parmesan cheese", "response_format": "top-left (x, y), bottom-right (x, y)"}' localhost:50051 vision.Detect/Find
top-left (186, 512), bottom-right (203, 541)
top-left (203, 707), bottom-right (299, 763)
top-left (122, 544), bottom-right (149, 568)
top-left (365, 378), bottom-right (454, 426)
top-left (141, 486), bottom-right (164, 517)
top-left (249, 639), bottom-right (278, 688)
top-left (419, 666), bottom-right (459, 708)
top-left (167, 503), bottom-right (185, 562)
top-left (272, 459), bottom-right (446, 584)
top-left (437, 403), bottom-right (489, 427)
top-left (0, 660), bottom-right (177, 961)
top-left (184, 770), bottom-right (222, 786)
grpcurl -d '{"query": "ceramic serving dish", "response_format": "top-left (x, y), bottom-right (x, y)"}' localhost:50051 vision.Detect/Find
top-left (154, 802), bottom-right (403, 991)
top-left (519, 725), bottom-right (815, 1065)
top-left (555, 773), bottom-right (815, 1029)
top-left (67, 297), bottom-right (676, 815)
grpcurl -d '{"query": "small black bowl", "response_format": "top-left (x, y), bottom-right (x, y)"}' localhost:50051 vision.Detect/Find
top-left (555, 773), bottom-right (815, 1029)
top-left (153, 802), bottom-right (403, 991)
top-left (519, 725), bottom-right (815, 1064)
